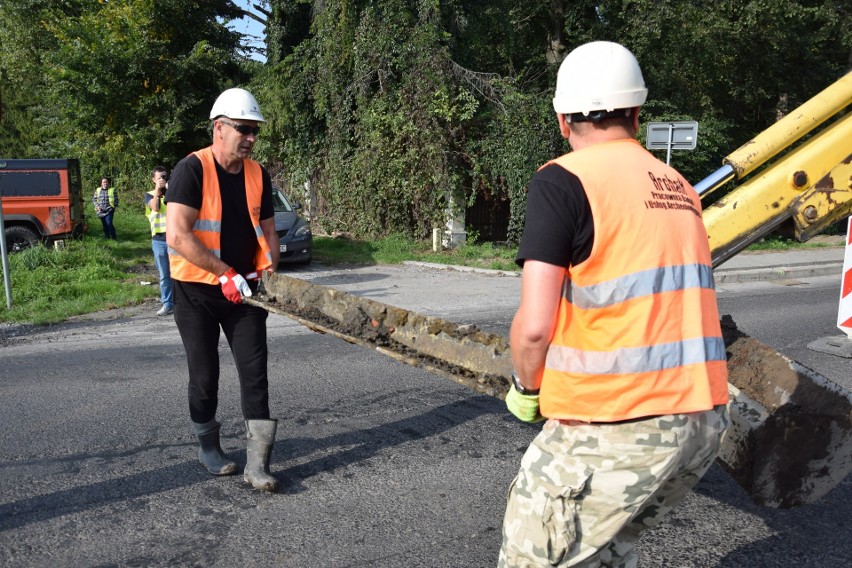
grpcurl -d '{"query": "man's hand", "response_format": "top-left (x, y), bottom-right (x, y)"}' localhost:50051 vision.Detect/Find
top-left (505, 384), bottom-right (545, 423)
top-left (218, 268), bottom-right (252, 304)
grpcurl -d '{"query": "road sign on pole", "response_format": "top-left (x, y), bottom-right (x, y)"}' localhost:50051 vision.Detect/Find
top-left (646, 121), bottom-right (699, 165)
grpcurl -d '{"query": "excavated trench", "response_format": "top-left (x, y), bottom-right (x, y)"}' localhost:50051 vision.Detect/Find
top-left (719, 315), bottom-right (852, 507)
top-left (255, 272), bottom-right (851, 509)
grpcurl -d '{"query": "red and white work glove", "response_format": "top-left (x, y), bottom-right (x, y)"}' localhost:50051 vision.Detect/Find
top-left (218, 267), bottom-right (253, 304)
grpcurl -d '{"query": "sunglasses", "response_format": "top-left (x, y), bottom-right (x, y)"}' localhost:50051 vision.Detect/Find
top-left (219, 119), bottom-right (261, 137)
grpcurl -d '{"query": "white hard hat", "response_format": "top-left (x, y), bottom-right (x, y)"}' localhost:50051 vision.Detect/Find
top-left (552, 41), bottom-right (648, 116)
top-left (209, 88), bottom-right (266, 122)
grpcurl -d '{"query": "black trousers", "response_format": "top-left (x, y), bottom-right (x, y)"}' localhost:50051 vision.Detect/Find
top-left (174, 280), bottom-right (270, 423)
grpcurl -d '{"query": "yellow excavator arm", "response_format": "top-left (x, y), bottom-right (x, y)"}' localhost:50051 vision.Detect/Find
top-left (697, 72), bottom-right (852, 267)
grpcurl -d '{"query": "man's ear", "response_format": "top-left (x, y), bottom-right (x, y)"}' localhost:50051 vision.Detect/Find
top-left (632, 108), bottom-right (640, 133)
top-left (557, 113), bottom-right (571, 139)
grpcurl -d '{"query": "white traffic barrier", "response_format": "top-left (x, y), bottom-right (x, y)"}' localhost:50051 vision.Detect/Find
top-left (838, 217), bottom-right (852, 337)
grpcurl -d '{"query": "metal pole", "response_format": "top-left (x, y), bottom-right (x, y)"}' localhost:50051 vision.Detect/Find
top-left (666, 123), bottom-right (674, 166)
top-left (0, 195), bottom-right (12, 309)
top-left (694, 164), bottom-right (735, 197)
top-left (0, 90), bottom-right (10, 309)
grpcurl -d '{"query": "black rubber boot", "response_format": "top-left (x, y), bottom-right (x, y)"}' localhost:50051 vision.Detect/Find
top-left (191, 419), bottom-right (237, 476)
top-left (243, 419), bottom-right (279, 492)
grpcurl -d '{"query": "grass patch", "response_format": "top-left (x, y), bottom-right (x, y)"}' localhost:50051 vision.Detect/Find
top-left (746, 234), bottom-right (845, 251)
top-left (2, 204), bottom-right (842, 326)
top-left (313, 234), bottom-right (519, 271)
top-left (0, 205), bottom-right (159, 325)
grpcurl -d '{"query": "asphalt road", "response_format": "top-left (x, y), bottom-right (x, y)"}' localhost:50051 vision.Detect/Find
top-left (0, 262), bottom-right (849, 567)
top-left (715, 275), bottom-right (851, 392)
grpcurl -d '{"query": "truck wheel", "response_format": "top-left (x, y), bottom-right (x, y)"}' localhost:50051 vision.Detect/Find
top-left (5, 226), bottom-right (40, 253)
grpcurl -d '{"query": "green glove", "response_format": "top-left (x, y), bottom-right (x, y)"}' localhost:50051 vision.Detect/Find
top-left (505, 384), bottom-right (545, 423)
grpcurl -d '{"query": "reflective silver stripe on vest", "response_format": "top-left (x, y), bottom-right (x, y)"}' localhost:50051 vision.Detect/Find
top-left (148, 210), bottom-right (166, 234)
top-left (566, 264), bottom-right (715, 309)
top-left (167, 246), bottom-right (221, 259)
top-left (546, 336), bottom-right (727, 375)
top-left (251, 224), bottom-right (271, 263)
top-left (193, 219), bottom-right (222, 233)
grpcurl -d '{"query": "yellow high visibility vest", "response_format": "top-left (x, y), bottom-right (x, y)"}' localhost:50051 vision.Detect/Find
top-left (145, 192), bottom-right (166, 236)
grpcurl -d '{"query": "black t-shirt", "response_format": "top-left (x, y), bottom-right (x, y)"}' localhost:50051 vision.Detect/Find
top-left (516, 163), bottom-right (594, 269)
top-left (166, 153), bottom-right (273, 276)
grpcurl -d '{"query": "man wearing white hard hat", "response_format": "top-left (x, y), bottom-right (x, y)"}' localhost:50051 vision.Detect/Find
top-left (498, 42), bottom-right (729, 566)
top-left (166, 87), bottom-right (281, 492)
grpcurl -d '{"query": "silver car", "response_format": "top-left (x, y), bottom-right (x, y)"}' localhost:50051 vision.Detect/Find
top-left (273, 189), bottom-right (312, 265)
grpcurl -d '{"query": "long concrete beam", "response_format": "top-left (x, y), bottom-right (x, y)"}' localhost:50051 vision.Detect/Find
top-left (262, 272), bottom-right (851, 508)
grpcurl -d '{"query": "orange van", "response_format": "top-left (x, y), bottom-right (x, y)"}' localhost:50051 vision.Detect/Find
top-left (0, 159), bottom-right (87, 252)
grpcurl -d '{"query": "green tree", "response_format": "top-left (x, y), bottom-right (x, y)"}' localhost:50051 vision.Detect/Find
top-left (0, 0), bottom-right (250, 195)
top-left (259, 0), bottom-right (765, 241)
top-left (256, 0), bottom-right (478, 238)
top-left (582, 0), bottom-right (850, 179)
top-left (3, 0), bottom-right (848, 243)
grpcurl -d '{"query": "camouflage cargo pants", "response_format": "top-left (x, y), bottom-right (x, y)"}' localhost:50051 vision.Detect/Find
top-left (498, 405), bottom-right (729, 568)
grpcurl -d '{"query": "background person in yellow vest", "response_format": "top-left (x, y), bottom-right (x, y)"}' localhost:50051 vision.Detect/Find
top-left (165, 88), bottom-right (281, 492)
top-left (92, 175), bottom-right (118, 240)
top-left (145, 166), bottom-right (174, 316)
top-left (499, 41), bottom-right (730, 567)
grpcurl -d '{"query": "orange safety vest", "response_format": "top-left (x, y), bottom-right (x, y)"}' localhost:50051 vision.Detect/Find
top-left (539, 138), bottom-right (728, 422)
top-left (169, 146), bottom-right (273, 284)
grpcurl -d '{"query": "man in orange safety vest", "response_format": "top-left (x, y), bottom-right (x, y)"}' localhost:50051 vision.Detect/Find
top-left (499, 41), bottom-right (730, 567)
top-left (166, 88), bottom-right (281, 492)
